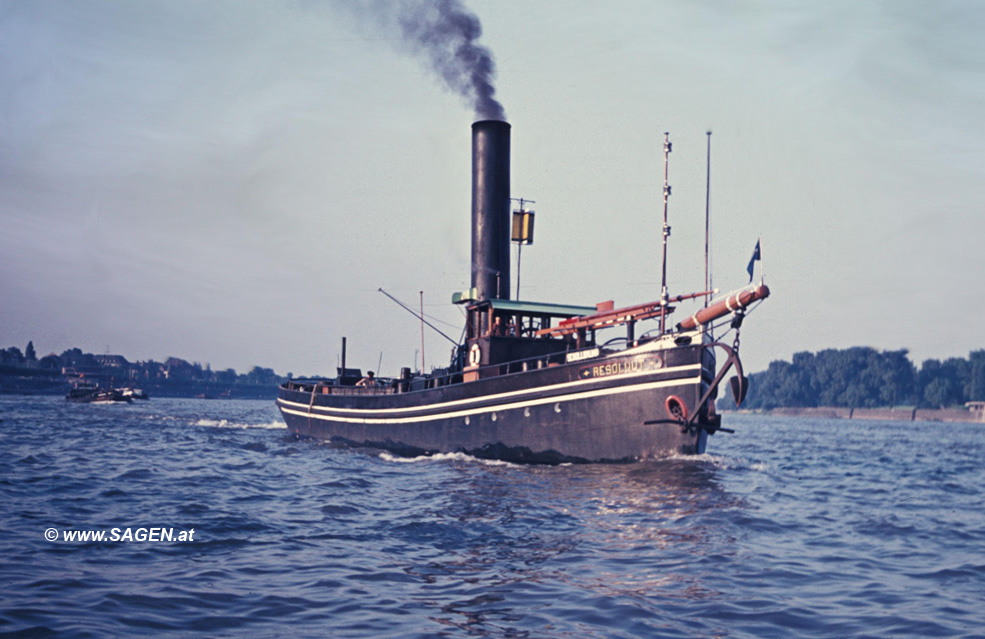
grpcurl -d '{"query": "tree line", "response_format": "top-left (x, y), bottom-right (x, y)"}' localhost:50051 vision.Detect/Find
top-left (736, 347), bottom-right (985, 410)
top-left (1, 342), bottom-right (284, 387)
top-left (7, 340), bottom-right (983, 409)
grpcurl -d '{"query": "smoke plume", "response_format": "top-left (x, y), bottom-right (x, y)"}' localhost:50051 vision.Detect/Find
top-left (344, 0), bottom-right (506, 121)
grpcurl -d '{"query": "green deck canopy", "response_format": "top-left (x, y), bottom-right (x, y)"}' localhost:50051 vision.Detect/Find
top-left (469, 298), bottom-right (597, 318)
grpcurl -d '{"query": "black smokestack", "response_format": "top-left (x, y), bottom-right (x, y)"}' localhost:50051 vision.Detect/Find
top-left (471, 120), bottom-right (510, 300)
top-left (345, 0), bottom-right (506, 121)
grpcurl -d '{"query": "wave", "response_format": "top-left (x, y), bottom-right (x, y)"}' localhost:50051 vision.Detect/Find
top-left (378, 451), bottom-right (517, 467)
top-left (668, 452), bottom-right (772, 473)
top-left (192, 418), bottom-right (286, 430)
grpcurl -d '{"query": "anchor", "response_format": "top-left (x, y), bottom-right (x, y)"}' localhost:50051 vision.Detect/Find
top-left (643, 338), bottom-right (747, 434)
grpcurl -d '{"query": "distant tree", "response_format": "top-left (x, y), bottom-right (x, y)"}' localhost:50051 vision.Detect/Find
top-left (245, 366), bottom-right (278, 385)
top-left (38, 354), bottom-right (62, 370)
top-left (918, 358), bottom-right (942, 396)
top-left (814, 348), bottom-right (860, 406)
top-left (2, 347), bottom-right (25, 365)
top-left (923, 377), bottom-right (959, 409)
top-left (750, 359), bottom-right (812, 409)
top-left (967, 350), bottom-right (985, 401)
top-left (60, 348), bottom-right (84, 366)
top-left (742, 363), bottom-right (780, 410)
top-left (739, 346), bottom-right (919, 409)
top-left (918, 358), bottom-right (967, 408)
top-left (875, 349), bottom-right (916, 407)
top-left (25, 341), bottom-right (36, 362)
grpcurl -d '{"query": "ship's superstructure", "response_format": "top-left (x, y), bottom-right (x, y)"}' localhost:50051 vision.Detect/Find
top-left (276, 121), bottom-right (768, 463)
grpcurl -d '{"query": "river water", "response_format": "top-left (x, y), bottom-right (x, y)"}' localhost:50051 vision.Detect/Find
top-left (2, 396), bottom-right (983, 638)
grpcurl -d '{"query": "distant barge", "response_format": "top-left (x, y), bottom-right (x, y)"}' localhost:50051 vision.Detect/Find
top-left (65, 384), bottom-right (148, 403)
top-left (66, 386), bottom-right (132, 404)
top-left (277, 121), bottom-right (768, 463)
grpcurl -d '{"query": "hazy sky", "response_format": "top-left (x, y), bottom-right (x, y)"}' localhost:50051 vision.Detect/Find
top-left (2, 0), bottom-right (983, 376)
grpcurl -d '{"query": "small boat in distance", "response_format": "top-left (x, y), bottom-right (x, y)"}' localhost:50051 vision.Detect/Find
top-left (277, 121), bottom-right (769, 463)
top-left (118, 387), bottom-right (149, 400)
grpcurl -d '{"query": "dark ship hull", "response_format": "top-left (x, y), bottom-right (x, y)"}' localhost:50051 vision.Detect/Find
top-left (277, 120), bottom-right (767, 463)
top-left (278, 334), bottom-right (747, 463)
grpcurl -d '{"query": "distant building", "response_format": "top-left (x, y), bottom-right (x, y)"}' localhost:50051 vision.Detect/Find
top-left (62, 365), bottom-right (111, 386)
top-left (94, 354), bottom-right (130, 368)
top-left (136, 361), bottom-right (166, 379)
top-left (164, 357), bottom-right (195, 379)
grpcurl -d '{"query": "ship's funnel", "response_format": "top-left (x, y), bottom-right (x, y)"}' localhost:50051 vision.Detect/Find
top-left (471, 120), bottom-right (511, 301)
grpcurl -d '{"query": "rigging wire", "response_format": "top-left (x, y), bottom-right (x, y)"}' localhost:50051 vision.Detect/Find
top-left (378, 288), bottom-right (459, 346)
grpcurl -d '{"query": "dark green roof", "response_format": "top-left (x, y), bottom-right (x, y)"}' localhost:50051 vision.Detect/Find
top-left (476, 298), bottom-right (597, 318)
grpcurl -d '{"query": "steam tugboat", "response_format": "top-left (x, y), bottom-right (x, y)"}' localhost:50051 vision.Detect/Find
top-left (277, 121), bottom-right (769, 463)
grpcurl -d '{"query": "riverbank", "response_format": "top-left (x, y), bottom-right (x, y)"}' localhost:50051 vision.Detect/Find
top-left (0, 375), bottom-right (278, 400)
top-left (745, 406), bottom-right (985, 424)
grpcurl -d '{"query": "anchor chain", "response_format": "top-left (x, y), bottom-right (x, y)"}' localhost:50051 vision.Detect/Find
top-left (730, 309), bottom-right (744, 354)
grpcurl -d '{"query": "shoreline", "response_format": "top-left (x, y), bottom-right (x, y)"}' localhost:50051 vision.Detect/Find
top-left (734, 406), bottom-right (985, 424)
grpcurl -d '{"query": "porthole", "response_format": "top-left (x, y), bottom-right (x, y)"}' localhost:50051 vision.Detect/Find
top-left (491, 412), bottom-right (497, 422)
top-left (554, 403), bottom-right (562, 414)
top-left (524, 407), bottom-right (531, 418)
top-left (464, 416), bottom-right (470, 425)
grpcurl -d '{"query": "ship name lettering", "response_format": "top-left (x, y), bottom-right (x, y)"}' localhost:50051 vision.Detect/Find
top-left (591, 360), bottom-right (643, 378)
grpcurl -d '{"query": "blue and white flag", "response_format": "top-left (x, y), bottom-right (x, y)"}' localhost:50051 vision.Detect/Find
top-left (746, 238), bottom-right (761, 283)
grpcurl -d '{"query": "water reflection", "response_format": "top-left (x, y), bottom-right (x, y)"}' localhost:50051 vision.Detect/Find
top-left (387, 455), bottom-right (744, 635)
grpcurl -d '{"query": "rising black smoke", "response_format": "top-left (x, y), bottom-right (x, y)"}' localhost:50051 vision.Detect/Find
top-left (340, 0), bottom-right (506, 121)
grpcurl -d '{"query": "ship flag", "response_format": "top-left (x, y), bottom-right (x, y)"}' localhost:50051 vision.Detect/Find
top-left (746, 238), bottom-right (761, 283)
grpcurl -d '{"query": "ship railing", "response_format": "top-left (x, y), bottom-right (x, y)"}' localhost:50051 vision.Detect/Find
top-left (282, 340), bottom-right (636, 395)
top-left (401, 342), bottom-right (631, 390)
top-left (283, 379), bottom-right (396, 396)
top-left (325, 385), bottom-right (396, 396)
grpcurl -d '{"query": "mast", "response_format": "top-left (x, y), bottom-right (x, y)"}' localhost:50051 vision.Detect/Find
top-left (659, 132), bottom-right (672, 334)
top-left (419, 291), bottom-right (425, 372)
top-left (704, 130), bottom-right (712, 308)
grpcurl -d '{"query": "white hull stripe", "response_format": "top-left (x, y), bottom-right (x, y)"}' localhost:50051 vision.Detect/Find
top-left (279, 375), bottom-right (702, 425)
top-left (279, 362), bottom-right (703, 417)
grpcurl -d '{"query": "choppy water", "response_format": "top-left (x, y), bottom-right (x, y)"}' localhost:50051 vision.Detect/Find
top-left (1, 396), bottom-right (984, 638)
